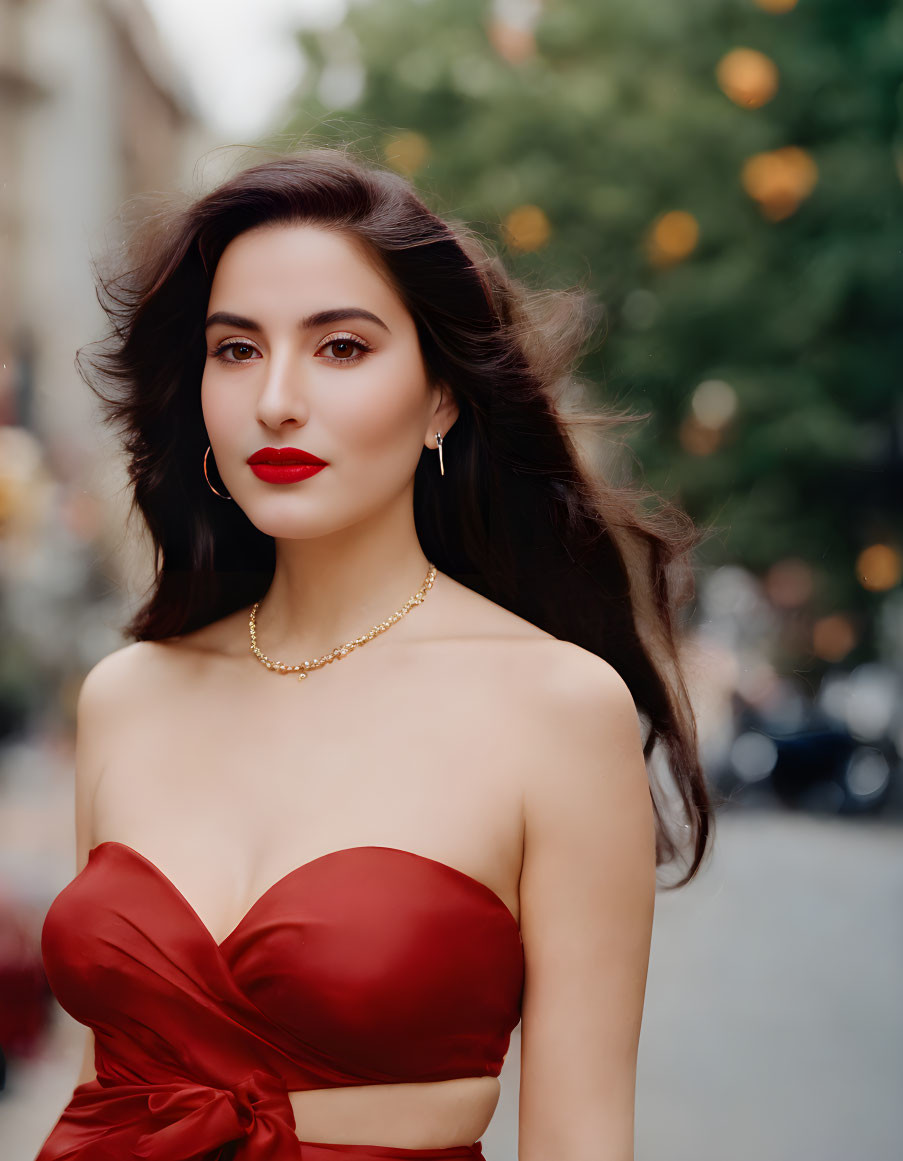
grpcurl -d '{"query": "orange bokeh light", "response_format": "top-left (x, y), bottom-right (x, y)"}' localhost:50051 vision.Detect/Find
top-left (716, 47), bottom-right (779, 109)
top-left (383, 131), bottom-right (430, 176)
top-left (646, 210), bottom-right (699, 266)
top-left (856, 543), bottom-right (902, 592)
top-left (741, 146), bottom-right (818, 220)
top-left (812, 614), bottom-right (857, 662)
top-left (503, 204), bottom-right (551, 251)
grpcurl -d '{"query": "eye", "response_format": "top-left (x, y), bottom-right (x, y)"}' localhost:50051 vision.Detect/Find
top-left (208, 334), bottom-right (373, 369)
top-left (315, 333), bottom-right (373, 367)
top-left (209, 341), bottom-right (259, 365)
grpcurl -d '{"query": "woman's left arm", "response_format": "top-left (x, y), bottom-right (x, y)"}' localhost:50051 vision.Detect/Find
top-left (517, 649), bottom-right (658, 1161)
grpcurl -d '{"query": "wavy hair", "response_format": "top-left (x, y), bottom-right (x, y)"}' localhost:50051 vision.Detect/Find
top-left (78, 145), bottom-right (717, 888)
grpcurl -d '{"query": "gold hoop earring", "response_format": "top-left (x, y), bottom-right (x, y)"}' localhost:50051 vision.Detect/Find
top-left (435, 431), bottom-right (444, 477)
top-left (203, 445), bottom-right (233, 500)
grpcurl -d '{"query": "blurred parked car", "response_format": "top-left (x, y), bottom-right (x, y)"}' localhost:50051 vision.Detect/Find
top-left (708, 663), bottom-right (903, 816)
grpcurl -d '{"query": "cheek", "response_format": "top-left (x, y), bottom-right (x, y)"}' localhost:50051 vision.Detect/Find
top-left (201, 372), bottom-right (243, 443)
top-left (327, 363), bottom-right (428, 459)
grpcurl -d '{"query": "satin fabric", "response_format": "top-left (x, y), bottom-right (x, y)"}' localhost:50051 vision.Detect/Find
top-left (35, 842), bottom-right (524, 1160)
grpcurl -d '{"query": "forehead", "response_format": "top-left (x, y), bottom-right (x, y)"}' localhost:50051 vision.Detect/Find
top-left (209, 223), bottom-right (397, 308)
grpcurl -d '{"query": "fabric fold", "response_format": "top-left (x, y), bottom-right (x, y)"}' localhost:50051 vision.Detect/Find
top-left (37, 842), bottom-right (523, 1160)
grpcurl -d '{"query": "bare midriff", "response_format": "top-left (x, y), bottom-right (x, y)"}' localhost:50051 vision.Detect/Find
top-left (287, 1075), bottom-right (501, 1148)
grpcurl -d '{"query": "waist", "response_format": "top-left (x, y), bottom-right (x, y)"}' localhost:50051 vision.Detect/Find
top-left (287, 1075), bottom-right (501, 1149)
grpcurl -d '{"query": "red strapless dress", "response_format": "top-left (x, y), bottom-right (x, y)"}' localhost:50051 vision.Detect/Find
top-left (35, 842), bottom-right (524, 1160)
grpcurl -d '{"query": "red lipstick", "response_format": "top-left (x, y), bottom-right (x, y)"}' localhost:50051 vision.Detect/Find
top-left (247, 446), bottom-right (328, 485)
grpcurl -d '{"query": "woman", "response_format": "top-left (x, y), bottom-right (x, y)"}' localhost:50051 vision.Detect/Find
top-left (36, 147), bottom-right (713, 1161)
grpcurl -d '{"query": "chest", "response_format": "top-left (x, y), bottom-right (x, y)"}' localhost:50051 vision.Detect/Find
top-left (90, 640), bottom-right (531, 938)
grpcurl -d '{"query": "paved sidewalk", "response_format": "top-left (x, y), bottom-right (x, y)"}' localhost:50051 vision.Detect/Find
top-left (634, 808), bottom-right (903, 1161)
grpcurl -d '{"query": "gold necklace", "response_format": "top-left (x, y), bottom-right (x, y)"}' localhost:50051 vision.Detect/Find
top-left (248, 563), bottom-right (437, 681)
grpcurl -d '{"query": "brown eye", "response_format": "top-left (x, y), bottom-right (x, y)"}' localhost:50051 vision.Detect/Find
top-left (211, 341), bottom-right (258, 365)
top-left (315, 334), bottom-right (372, 367)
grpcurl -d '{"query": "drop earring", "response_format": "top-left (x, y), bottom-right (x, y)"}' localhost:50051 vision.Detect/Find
top-left (435, 431), bottom-right (444, 477)
top-left (203, 444), bottom-right (233, 500)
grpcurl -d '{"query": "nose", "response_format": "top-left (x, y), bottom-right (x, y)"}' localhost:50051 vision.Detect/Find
top-left (254, 346), bottom-right (311, 430)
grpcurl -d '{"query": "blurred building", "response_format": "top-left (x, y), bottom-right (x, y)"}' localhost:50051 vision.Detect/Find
top-left (0, 3), bottom-right (220, 1114)
top-left (0, 0), bottom-right (215, 681)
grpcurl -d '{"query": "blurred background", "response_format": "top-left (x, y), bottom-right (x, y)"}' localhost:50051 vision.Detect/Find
top-left (0, 0), bottom-right (901, 1158)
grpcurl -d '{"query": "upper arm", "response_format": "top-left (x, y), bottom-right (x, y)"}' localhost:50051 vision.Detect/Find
top-left (71, 643), bottom-right (146, 1087)
top-left (73, 648), bottom-right (128, 876)
top-left (72, 641), bottom-right (155, 874)
top-left (517, 647), bottom-right (657, 1161)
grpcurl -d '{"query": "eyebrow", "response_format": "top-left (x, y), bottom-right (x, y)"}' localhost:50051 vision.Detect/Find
top-left (204, 308), bottom-right (391, 334)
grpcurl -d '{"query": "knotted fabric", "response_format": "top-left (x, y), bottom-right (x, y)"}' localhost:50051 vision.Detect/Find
top-left (130, 1068), bottom-right (297, 1160)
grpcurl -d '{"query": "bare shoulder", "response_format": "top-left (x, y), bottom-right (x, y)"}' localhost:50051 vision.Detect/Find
top-left (505, 636), bottom-right (641, 732)
top-left (426, 574), bottom-right (639, 724)
top-left (513, 639), bottom-right (649, 817)
top-left (73, 641), bottom-right (169, 870)
top-left (75, 640), bottom-right (184, 779)
top-left (78, 638), bottom-right (178, 702)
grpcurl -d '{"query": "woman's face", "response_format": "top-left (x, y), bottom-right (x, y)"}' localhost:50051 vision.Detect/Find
top-left (201, 222), bottom-right (456, 540)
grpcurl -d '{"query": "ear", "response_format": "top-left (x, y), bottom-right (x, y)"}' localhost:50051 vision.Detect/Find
top-left (424, 381), bottom-right (459, 449)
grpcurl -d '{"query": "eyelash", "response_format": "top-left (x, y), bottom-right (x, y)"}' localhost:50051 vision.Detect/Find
top-left (209, 333), bottom-right (373, 369)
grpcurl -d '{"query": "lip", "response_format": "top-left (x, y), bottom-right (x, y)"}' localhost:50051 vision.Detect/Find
top-left (249, 462), bottom-right (327, 484)
top-left (247, 447), bottom-right (327, 466)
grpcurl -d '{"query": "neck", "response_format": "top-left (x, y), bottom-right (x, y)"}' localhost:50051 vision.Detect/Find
top-left (252, 522), bottom-right (434, 661)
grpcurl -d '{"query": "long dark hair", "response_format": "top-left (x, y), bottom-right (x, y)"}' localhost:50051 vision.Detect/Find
top-left (79, 145), bottom-right (717, 888)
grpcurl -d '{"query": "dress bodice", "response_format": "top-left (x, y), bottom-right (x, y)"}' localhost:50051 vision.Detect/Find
top-left (35, 841), bottom-right (524, 1159)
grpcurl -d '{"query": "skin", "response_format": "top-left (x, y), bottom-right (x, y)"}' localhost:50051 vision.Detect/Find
top-left (201, 221), bottom-right (459, 658)
top-left (65, 223), bottom-right (656, 1158)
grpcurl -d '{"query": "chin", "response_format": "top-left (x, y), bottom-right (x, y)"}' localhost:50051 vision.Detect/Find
top-left (244, 504), bottom-right (369, 542)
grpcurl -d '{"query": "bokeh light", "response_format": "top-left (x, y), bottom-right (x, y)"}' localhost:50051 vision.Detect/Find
top-left (741, 145), bottom-right (818, 220)
top-left (764, 557), bottom-right (815, 608)
top-left (646, 209), bottom-right (699, 266)
top-left (691, 379), bottom-right (738, 429)
top-left (0, 426), bottom-right (52, 542)
top-left (730, 730), bottom-right (778, 782)
top-left (382, 131), bottom-right (430, 175)
top-left (503, 204), bottom-right (551, 251)
top-left (856, 543), bottom-right (902, 592)
top-left (812, 613), bottom-right (858, 661)
top-left (754, 0), bottom-right (799, 11)
top-left (716, 47), bottom-right (779, 109)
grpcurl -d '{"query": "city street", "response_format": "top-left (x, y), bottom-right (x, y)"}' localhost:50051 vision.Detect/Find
top-left (2, 1), bottom-right (899, 1159)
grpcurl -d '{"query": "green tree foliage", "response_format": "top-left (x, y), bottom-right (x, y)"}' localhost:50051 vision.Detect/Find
top-left (276, 0), bottom-right (903, 654)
